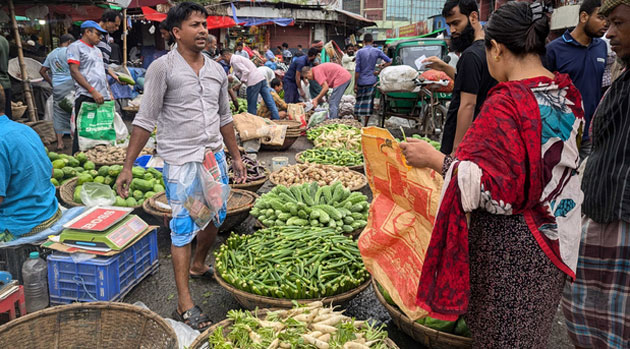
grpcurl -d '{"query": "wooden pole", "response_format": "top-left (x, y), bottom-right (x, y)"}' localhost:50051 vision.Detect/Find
top-left (8, 0), bottom-right (37, 122)
top-left (123, 9), bottom-right (127, 67)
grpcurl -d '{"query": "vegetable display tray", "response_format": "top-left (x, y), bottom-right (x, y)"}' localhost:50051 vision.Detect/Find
top-left (372, 279), bottom-right (472, 349)
top-left (215, 268), bottom-right (371, 310)
top-left (47, 229), bottom-right (158, 305)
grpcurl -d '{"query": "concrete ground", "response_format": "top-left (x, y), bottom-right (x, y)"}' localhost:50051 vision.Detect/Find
top-left (57, 128), bottom-right (572, 348)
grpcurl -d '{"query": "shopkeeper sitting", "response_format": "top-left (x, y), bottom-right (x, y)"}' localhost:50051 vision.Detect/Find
top-left (0, 87), bottom-right (60, 242)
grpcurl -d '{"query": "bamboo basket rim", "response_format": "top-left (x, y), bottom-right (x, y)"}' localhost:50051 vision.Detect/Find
top-left (0, 301), bottom-right (178, 348)
top-left (189, 308), bottom-right (399, 349)
top-left (215, 268), bottom-right (372, 309)
top-left (371, 279), bottom-right (472, 348)
top-left (295, 151), bottom-right (364, 172)
top-left (143, 189), bottom-right (258, 220)
top-left (59, 177), bottom-right (142, 209)
top-left (268, 164), bottom-right (368, 192)
top-left (230, 168), bottom-right (269, 190)
top-left (260, 135), bottom-right (299, 151)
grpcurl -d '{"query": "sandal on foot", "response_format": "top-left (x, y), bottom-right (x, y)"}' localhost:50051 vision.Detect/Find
top-left (190, 265), bottom-right (214, 280)
top-left (172, 305), bottom-right (212, 331)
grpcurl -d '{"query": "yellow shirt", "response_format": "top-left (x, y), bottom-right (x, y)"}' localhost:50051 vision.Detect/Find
top-left (257, 90), bottom-right (288, 118)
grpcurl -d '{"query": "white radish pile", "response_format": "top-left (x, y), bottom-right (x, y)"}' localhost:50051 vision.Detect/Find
top-left (208, 301), bottom-right (391, 348)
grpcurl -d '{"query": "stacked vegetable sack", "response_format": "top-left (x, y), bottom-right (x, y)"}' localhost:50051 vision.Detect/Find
top-left (250, 182), bottom-right (369, 233)
top-left (208, 302), bottom-right (392, 348)
top-left (377, 284), bottom-right (471, 338)
top-left (301, 124), bottom-right (363, 167)
top-left (215, 227), bottom-right (368, 299)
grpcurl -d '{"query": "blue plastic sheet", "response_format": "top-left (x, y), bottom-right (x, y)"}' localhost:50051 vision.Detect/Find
top-left (0, 207), bottom-right (86, 247)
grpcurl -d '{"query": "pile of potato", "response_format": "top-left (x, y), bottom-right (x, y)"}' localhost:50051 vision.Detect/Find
top-left (271, 163), bottom-right (365, 189)
top-left (84, 145), bottom-right (153, 164)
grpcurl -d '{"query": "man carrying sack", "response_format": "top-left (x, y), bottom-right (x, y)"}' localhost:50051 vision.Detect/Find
top-left (67, 20), bottom-right (112, 154)
top-left (116, 2), bottom-right (245, 332)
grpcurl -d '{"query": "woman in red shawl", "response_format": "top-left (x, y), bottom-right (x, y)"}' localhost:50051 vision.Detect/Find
top-left (400, 2), bottom-right (584, 347)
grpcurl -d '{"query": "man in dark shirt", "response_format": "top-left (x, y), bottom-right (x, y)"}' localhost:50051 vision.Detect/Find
top-left (546, 0), bottom-right (608, 160)
top-left (424, 0), bottom-right (497, 155)
top-left (562, 1), bottom-right (630, 347)
top-left (97, 10), bottom-right (124, 84)
top-left (283, 47), bottom-right (319, 103)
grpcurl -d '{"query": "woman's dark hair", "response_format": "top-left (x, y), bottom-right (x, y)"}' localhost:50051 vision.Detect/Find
top-left (101, 9), bottom-right (121, 23)
top-left (270, 78), bottom-right (282, 88)
top-left (166, 2), bottom-right (208, 32)
top-left (484, 1), bottom-right (550, 57)
top-left (442, 0), bottom-right (479, 18)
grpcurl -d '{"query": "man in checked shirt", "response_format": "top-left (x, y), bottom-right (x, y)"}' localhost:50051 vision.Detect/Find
top-left (116, 2), bottom-right (245, 331)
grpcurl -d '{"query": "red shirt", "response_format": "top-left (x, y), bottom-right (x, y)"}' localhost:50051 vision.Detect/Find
top-left (312, 63), bottom-right (351, 88)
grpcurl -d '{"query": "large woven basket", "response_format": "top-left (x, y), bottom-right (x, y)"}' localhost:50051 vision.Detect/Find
top-left (189, 308), bottom-right (400, 349)
top-left (260, 135), bottom-right (299, 151)
top-left (143, 189), bottom-right (258, 232)
top-left (230, 168), bottom-right (269, 192)
top-left (12, 105), bottom-right (28, 119)
top-left (215, 269), bottom-right (371, 310)
top-left (295, 151), bottom-right (364, 173)
top-left (0, 302), bottom-right (178, 348)
top-left (372, 280), bottom-right (472, 349)
top-left (59, 177), bottom-right (142, 209)
top-left (268, 164), bottom-right (368, 192)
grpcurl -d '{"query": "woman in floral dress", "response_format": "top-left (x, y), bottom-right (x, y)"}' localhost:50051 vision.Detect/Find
top-left (400, 2), bottom-right (585, 348)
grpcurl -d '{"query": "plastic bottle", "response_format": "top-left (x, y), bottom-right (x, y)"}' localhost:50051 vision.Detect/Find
top-left (22, 251), bottom-right (49, 313)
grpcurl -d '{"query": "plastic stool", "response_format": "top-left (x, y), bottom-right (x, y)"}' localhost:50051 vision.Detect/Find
top-left (0, 285), bottom-right (26, 321)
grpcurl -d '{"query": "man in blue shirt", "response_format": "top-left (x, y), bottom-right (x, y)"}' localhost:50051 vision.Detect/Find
top-left (546, 0), bottom-right (609, 160)
top-left (283, 47), bottom-right (319, 103)
top-left (354, 34), bottom-right (392, 121)
top-left (0, 87), bottom-right (60, 242)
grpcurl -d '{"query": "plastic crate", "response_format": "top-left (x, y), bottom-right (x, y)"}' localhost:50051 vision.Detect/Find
top-left (0, 244), bottom-right (51, 284)
top-left (134, 155), bottom-right (163, 173)
top-left (47, 229), bottom-right (159, 305)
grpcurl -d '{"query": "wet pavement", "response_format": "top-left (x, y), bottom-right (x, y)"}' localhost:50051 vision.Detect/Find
top-left (117, 136), bottom-right (573, 348)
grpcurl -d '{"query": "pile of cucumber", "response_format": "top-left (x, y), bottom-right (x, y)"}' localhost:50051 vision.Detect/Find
top-left (250, 182), bottom-right (369, 233)
top-left (215, 227), bottom-right (369, 299)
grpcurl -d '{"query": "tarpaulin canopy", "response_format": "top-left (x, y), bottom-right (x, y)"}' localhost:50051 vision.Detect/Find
top-left (141, 6), bottom-right (236, 29)
top-left (230, 2), bottom-right (293, 27)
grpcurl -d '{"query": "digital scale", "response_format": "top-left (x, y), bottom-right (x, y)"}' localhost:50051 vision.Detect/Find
top-left (59, 207), bottom-right (148, 250)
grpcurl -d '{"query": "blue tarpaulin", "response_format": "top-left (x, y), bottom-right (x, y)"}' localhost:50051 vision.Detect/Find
top-left (230, 2), bottom-right (294, 27)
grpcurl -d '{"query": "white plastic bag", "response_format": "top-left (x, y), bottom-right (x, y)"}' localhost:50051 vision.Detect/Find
top-left (379, 65), bottom-right (419, 92)
top-left (44, 95), bottom-right (53, 121)
top-left (113, 111), bottom-right (129, 145)
top-left (80, 182), bottom-right (116, 207)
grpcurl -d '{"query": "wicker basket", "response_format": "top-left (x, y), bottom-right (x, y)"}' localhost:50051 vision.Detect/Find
top-left (215, 269), bottom-right (371, 310)
top-left (268, 164), bottom-right (368, 192)
top-left (189, 308), bottom-right (399, 349)
top-left (142, 189), bottom-right (258, 232)
top-left (0, 302), bottom-right (178, 348)
top-left (59, 177), bottom-right (142, 209)
top-left (260, 135), bottom-right (299, 151)
top-left (372, 280), bottom-right (472, 349)
top-left (11, 105), bottom-right (28, 119)
top-left (230, 168), bottom-right (269, 192)
top-left (295, 151), bottom-right (364, 173)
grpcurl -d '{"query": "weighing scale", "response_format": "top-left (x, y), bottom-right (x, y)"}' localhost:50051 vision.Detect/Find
top-left (60, 207), bottom-right (148, 250)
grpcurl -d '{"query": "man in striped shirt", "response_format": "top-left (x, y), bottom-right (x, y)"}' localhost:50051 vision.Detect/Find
top-left (562, 0), bottom-right (630, 347)
top-left (97, 10), bottom-right (125, 85)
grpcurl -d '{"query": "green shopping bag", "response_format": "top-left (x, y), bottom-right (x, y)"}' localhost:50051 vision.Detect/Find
top-left (77, 101), bottom-right (117, 150)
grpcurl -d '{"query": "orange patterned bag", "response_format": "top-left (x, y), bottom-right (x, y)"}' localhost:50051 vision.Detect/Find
top-left (358, 127), bottom-right (443, 320)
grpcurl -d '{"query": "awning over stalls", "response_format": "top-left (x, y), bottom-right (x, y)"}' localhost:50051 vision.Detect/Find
top-left (230, 2), bottom-right (294, 27)
top-left (141, 6), bottom-right (236, 29)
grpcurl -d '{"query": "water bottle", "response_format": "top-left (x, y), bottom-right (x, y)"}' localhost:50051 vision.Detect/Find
top-left (22, 251), bottom-right (49, 313)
